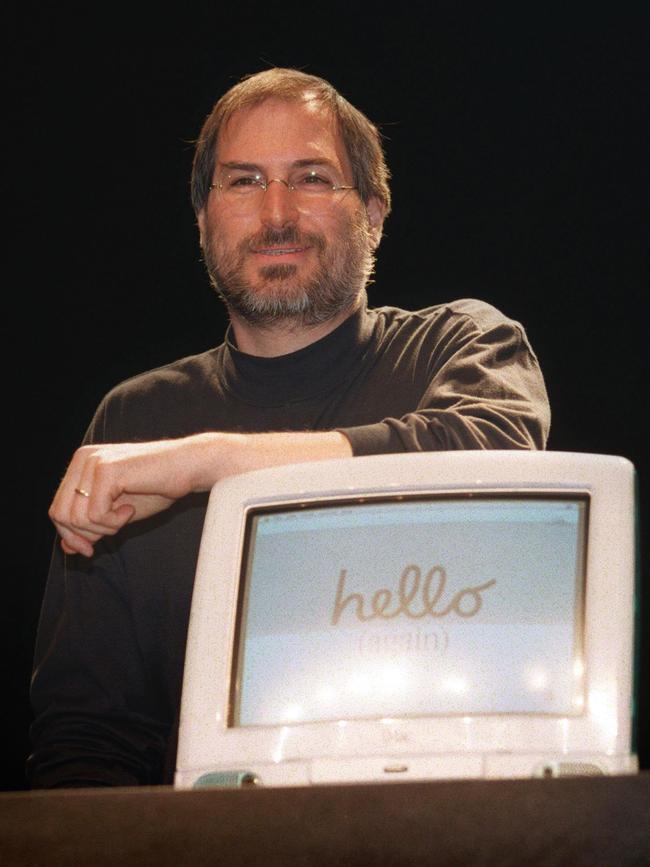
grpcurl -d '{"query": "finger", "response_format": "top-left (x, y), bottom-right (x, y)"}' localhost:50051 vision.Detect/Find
top-left (50, 448), bottom-right (93, 530)
top-left (61, 538), bottom-right (93, 558)
top-left (56, 507), bottom-right (133, 558)
top-left (68, 454), bottom-right (101, 530)
top-left (58, 525), bottom-right (96, 558)
top-left (62, 501), bottom-right (134, 542)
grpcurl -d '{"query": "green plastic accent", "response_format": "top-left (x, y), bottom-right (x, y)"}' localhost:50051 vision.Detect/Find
top-left (193, 770), bottom-right (260, 788)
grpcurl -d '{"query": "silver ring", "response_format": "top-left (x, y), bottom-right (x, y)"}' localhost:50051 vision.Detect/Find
top-left (74, 487), bottom-right (91, 498)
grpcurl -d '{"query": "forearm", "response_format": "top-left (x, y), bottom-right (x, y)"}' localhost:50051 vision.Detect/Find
top-left (187, 429), bottom-right (353, 488)
top-left (50, 429), bottom-right (353, 556)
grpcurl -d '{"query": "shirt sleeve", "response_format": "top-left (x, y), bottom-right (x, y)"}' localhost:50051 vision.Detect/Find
top-left (338, 310), bottom-right (550, 455)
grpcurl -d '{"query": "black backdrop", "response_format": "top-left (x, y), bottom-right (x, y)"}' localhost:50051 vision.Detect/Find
top-left (4, 4), bottom-right (648, 790)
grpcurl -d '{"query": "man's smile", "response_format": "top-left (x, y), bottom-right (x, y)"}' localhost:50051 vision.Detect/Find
top-left (251, 245), bottom-right (312, 256)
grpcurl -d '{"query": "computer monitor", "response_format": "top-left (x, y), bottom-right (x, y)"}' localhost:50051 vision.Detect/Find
top-left (175, 451), bottom-right (638, 788)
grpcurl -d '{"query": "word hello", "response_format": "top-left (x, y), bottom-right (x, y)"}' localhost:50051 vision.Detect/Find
top-left (331, 564), bottom-right (496, 625)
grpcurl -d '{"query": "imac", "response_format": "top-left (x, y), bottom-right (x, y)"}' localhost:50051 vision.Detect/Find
top-left (175, 451), bottom-right (638, 788)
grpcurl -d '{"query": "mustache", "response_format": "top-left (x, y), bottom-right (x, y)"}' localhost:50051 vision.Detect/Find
top-left (244, 226), bottom-right (326, 252)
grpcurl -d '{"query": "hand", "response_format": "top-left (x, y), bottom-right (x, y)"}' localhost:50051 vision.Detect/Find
top-left (49, 437), bottom-right (213, 557)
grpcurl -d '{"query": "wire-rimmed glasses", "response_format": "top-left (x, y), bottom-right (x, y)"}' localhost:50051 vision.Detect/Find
top-left (208, 165), bottom-right (357, 214)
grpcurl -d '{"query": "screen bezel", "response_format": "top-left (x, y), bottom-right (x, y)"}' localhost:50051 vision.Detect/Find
top-left (227, 490), bottom-right (589, 729)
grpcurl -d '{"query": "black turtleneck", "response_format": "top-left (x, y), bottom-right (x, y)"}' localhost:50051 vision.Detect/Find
top-left (218, 298), bottom-right (376, 408)
top-left (29, 295), bottom-right (550, 788)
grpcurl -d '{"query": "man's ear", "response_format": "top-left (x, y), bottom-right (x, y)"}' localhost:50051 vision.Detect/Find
top-left (365, 196), bottom-right (386, 249)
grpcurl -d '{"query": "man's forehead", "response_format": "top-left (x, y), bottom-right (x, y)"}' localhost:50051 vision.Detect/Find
top-left (217, 96), bottom-right (350, 172)
top-left (224, 93), bottom-right (333, 127)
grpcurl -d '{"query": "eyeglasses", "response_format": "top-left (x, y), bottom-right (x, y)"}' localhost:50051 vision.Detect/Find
top-left (208, 167), bottom-right (357, 213)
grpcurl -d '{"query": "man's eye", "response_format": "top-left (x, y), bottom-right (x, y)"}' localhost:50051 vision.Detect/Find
top-left (230, 175), bottom-right (261, 187)
top-left (296, 172), bottom-right (332, 187)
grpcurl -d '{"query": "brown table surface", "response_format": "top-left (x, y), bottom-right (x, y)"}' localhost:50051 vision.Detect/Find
top-left (2, 774), bottom-right (649, 866)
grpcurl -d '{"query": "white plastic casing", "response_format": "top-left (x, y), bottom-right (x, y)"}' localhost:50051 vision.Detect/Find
top-left (175, 451), bottom-right (638, 788)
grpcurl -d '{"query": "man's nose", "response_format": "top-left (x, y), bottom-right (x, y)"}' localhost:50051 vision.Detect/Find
top-left (258, 178), bottom-right (299, 227)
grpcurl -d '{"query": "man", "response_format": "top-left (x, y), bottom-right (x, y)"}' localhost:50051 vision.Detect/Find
top-left (29, 68), bottom-right (550, 787)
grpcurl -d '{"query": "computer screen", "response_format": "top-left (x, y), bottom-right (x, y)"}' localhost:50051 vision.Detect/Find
top-left (233, 496), bottom-right (587, 727)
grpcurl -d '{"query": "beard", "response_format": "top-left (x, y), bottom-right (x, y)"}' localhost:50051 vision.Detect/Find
top-left (201, 208), bottom-right (376, 328)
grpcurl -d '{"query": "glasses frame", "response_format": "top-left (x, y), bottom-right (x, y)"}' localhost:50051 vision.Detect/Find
top-left (208, 171), bottom-right (357, 204)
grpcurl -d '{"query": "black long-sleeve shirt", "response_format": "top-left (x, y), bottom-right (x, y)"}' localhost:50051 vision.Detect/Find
top-left (28, 297), bottom-right (550, 787)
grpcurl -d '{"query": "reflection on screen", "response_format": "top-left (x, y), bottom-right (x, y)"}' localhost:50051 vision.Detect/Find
top-left (231, 497), bottom-right (587, 727)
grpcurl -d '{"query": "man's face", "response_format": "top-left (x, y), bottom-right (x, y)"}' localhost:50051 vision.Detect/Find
top-left (198, 97), bottom-right (384, 328)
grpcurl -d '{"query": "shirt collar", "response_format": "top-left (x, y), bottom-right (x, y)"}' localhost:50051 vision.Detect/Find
top-left (219, 294), bottom-right (374, 407)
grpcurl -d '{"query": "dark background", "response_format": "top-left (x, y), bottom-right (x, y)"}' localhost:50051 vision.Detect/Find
top-left (3, 4), bottom-right (648, 789)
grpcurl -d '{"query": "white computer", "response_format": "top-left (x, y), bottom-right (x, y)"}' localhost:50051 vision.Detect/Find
top-left (175, 451), bottom-right (638, 788)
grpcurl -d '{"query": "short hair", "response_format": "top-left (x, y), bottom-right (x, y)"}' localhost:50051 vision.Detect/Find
top-left (191, 68), bottom-right (391, 218)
